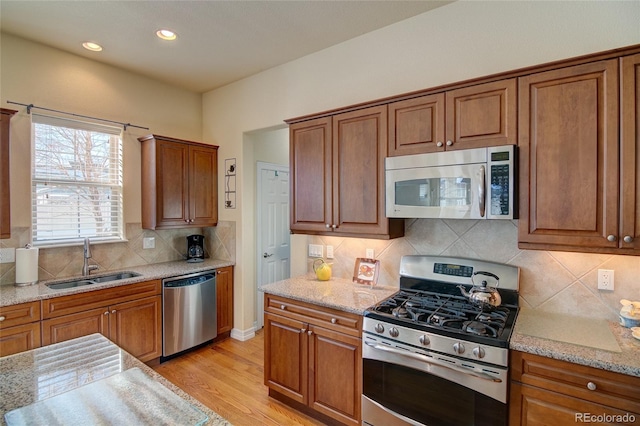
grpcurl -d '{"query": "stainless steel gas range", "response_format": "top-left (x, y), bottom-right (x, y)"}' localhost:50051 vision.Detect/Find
top-left (362, 255), bottom-right (520, 426)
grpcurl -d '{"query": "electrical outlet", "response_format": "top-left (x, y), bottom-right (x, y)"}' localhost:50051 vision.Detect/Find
top-left (597, 269), bottom-right (614, 291)
top-left (143, 237), bottom-right (155, 249)
top-left (326, 245), bottom-right (334, 259)
top-left (366, 248), bottom-right (374, 259)
top-left (308, 244), bottom-right (323, 258)
top-left (0, 248), bottom-right (16, 263)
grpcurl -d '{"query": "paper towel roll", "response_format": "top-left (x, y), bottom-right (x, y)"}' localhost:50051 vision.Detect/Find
top-left (15, 246), bottom-right (39, 286)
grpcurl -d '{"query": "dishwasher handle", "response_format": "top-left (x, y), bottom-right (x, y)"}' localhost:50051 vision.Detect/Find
top-left (163, 272), bottom-right (216, 288)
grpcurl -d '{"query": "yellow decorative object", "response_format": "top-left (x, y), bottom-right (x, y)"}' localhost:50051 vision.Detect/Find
top-left (313, 258), bottom-right (332, 281)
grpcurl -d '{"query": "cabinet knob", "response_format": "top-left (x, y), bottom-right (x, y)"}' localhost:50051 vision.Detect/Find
top-left (331, 224), bottom-right (337, 229)
top-left (623, 235), bottom-right (633, 243)
top-left (307, 330), bottom-right (313, 336)
top-left (606, 235), bottom-right (617, 242)
top-left (104, 311), bottom-right (109, 315)
top-left (0, 316), bottom-right (5, 322)
top-left (587, 381), bottom-right (597, 391)
top-left (436, 141), bottom-right (443, 147)
top-left (111, 310), bottom-right (116, 314)
top-left (326, 224), bottom-right (331, 228)
top-left (301, 328), bottom-right (307, 333)
top-left (446, 140), bottom-right (453, 146)
top-left (280, 304), bottom-right (286, 310)
top-left (330, 318), bottom-right (337, 324)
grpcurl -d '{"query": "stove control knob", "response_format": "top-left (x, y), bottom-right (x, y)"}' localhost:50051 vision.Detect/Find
top-left (472, 347), bottom-right (485, 359)
top-left (419, 335), bottom-right (430, 346)
top-left (374, 323), bottom-right (385, 334)
top-left (389, 327), bottom-right (400, 338)
top-left (453, 342), bottom-right (465, 354)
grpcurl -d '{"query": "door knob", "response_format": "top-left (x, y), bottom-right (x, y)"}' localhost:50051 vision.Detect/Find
top-left (263, 252), bottom-right (273, 258)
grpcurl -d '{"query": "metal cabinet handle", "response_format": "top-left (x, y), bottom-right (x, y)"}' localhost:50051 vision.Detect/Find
top-left (0, 316), bottom-right (5, 322)
top-left (478, 165), bottom-right (486, 218)
top-left (587, 382), bottom-right (597, 391)
top-left (307, 330), bottom-right (313, 336)
top-left (280, 304), bottom-right (286, 310)
top-left (623, 235), bottom-right (633, 243)
top-left (446, 140), bottom-right (453, 146)
top-left (330, 318), bottom-right (337, 324)
top-left (607, 235), bottom-right (617, 242)
top-left (104, 311), bottom-right (109, 315)
top-left (436, 141), bottom-right (443, 147)
top-left (111, 310), bottom-right (116, 314)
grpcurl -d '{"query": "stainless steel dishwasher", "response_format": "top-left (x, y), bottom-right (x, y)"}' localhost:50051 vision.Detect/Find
top-left (162, 270), bottom-right (217, 358)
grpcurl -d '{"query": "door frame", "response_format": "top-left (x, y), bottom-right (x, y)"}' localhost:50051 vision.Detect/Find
top-left (256, 161), bottom-right (290, 329)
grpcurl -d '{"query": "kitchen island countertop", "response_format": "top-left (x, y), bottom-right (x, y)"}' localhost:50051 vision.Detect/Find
top-left (0, 258), bottom-right (234, 307)
top-left (0, 333), bottom-right (230, 426)
top-left (259, 273), bottom-right (398, 315)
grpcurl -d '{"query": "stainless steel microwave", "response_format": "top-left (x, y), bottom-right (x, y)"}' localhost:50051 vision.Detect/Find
top-left (385, 145), bottom-right (516, 220)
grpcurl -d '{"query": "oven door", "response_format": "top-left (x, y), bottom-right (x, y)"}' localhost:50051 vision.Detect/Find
top-left (385, 163), bottom-right (486, 219)
top-left (362, 335), bottom-right (508, 426)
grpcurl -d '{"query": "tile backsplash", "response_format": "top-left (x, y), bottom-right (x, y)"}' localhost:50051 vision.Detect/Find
top-left (307, 219), bottom-right (640, 322)
top-left (0, 221), bottom-right (235, 286)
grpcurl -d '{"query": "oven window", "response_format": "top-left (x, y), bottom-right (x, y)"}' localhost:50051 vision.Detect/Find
top-left (363, 359), bottom-right (507, 426)
top-left (395, 178), bottom-right (471, 207)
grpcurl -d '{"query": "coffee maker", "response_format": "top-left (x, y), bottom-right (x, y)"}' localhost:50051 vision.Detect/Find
top-left (186, 234), bottom-right (205, 263)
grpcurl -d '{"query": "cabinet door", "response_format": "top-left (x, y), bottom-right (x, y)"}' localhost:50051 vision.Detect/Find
top-left (518, 60), bottom-right (619, 250)
top-left (332, 105), bottom-right (389, 235)
top-left (510, 382), bottom-right (637, 426)
top-left (388, 93), bottom-right (445, 156)
top-left (109, 295), bottom-right (161, 362)
top-left (156, 140), bottom-right (190, 227)
top-left (445, 78), bottom-right (517, 151)
top-left (620, 53), bottom-right (640, 252)
top-left (308, 325), bottom-right (361, 425)
top-left (290, 117), bottom-right (333, 233)
top-left (264, 312), bottom-right (308, 405)
top-left (189, 145), bottom-right (218, 226)
top-left (0, 109), bottom-right (17, 239)
top-left (42, 307), bottom-right (109, 345)
top-left (216, 266), bottom-right (233, 335)
top-left (0, 323), bottom-right (41, 357)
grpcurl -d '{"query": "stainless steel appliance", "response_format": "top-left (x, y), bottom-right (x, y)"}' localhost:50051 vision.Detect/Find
top-left (162, 270), bottom-right (217, 358)
top-left (385, 145), bottom-right (516, 220)
top-left (186, 234), bottom-right (205, 262)
top-left (362, 255), bottom-right (520, 426)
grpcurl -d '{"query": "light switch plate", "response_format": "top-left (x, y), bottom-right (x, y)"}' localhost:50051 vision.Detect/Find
top-left (143, 237), bottom-right (156, 249)
top-left (308, 244), bottom-right (323, 258)
top-left (326, 245), bottom-right (334, 259)
top-left (366, 248), bottom-right (374, 259)
top-left (0, 248), bottom-right (16, 263)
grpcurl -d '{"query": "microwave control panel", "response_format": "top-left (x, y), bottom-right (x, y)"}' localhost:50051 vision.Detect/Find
top-left (488, 146), bottom-right (515, 219)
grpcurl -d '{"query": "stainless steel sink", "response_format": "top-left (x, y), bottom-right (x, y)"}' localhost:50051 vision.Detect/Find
top-left (46, 272), bottom-right (142, 290)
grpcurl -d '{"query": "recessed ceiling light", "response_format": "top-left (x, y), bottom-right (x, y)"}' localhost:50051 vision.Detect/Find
top-left (82, 42), bottom-right (103, 52)
top-left (156, 29), bottom-right (177, 41)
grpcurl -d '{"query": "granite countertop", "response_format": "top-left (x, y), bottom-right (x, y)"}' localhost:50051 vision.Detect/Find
top-left (259, 273), bottom-right (398, 315)
top-left (0, 259), bottom-right (235, 307)
top-left (0, 333), bottom-right (230, 426)
top-left (511, 308), bottom-right (640, 378)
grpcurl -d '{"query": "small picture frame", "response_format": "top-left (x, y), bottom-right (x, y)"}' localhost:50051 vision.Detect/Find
top-left (353, 258), bottom-right (380, 286)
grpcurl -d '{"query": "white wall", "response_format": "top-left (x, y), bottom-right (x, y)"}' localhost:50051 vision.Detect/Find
top-left (0, 33), bottom-right (203, 226)
top-left (202, 1), bottom-right (640, 332)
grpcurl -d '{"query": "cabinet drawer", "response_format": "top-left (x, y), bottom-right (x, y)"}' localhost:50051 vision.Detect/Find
top-left (43, 280), bottom-right (161, 319)
top-left (0, 301), bottom-right (41, 329)
top-left (511, 351), bottom-right (640, 413)
top-left (265, 294), bottom-right (362, 337)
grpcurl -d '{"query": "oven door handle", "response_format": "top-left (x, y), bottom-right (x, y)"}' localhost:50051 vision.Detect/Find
top-left (365, 341), bottom-right (502, 383)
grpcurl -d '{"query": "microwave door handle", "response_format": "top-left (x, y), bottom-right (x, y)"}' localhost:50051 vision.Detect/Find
top-left (478, 165), bottom-right (486, 218)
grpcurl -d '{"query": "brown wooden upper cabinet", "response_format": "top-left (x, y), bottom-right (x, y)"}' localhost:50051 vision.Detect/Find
top-left (289, 105), bottom-right (404, 239)
top-left (388, 79), bottom-right (517, 156)
top-left (519, 56), bottom-right (640, 254)
top-left (139, 135), bottom-right (219, 230)
top-left (1, 108), bottom-right (17, 239)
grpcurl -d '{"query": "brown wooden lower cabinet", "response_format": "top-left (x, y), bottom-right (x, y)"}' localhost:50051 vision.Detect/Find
top-left (264, 294), bottom-right (362, 426)
top-left (0, 300), bottom-right (41, 356)
top-left (216, 266), bottom-right (234, 336)
top-left (41, 280), bottom-right (162, 362)
top-left (509, 351), bottom-right (640, 425)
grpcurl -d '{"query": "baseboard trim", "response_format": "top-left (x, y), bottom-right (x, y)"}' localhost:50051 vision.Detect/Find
top-left (230, 326), bottom-right (256, 341)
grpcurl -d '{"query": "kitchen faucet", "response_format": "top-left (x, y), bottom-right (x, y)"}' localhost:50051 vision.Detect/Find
top-left (82, 238), bottom-right (99, 276)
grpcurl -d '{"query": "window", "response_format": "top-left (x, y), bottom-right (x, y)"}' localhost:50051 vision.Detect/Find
top-left (31, 114), bottom-right (123, 246)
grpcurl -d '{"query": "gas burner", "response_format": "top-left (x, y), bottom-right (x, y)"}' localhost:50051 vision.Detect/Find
top-left (393, 306), bottom-right (408, 318)
top-left (463, 320), bottom-right (498, 337)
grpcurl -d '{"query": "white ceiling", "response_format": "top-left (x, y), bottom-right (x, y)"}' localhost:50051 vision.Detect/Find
top-left (1, 1), bottom-right (452, 93)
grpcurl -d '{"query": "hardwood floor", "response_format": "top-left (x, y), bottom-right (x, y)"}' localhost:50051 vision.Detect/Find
top-left (152, 330), bottom-right (326, 425)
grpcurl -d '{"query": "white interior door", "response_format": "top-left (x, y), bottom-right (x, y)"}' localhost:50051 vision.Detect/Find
top-left (256, 162), bottom-right (290, 329)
